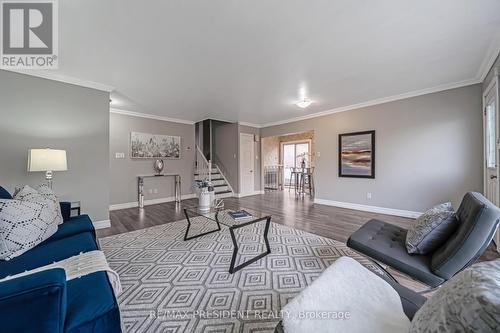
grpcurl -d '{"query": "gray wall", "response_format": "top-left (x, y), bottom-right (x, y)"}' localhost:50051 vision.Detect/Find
top-left (203, 122), bottom-right (262, 194)
top-left (261, 84), bottom-right (483, 212)
top-left (0, 70), bottom-right (110, 222)
top-left (109, 113), bottom-right (195, 205)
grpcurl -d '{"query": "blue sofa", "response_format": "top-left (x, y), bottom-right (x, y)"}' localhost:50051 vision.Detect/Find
top-left (0, 186), bottom-right (121, 333)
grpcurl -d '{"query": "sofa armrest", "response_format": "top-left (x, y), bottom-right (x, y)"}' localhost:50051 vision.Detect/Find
top-left (0, 268), bottom-right (67, 333)
top-left (60, 201), bottom-right (71, 221)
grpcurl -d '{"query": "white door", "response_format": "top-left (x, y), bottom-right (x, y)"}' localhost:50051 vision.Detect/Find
top-left (240, 133), bottom-right (255, 195)
top-left (483, 77), bottom-right (500, 253)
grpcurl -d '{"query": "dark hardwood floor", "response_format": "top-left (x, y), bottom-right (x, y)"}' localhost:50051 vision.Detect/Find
top-left (99, 191), bottom-right (499, 292)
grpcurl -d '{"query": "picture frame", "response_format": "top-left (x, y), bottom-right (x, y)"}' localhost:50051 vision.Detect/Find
top-left (130, 131), bottom-right (181, 159)
top-left (338, 130), bottom-right (375, 178)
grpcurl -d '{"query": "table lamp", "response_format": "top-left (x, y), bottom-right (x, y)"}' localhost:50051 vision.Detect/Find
top-left (27, 148), bottom-right (68, 188)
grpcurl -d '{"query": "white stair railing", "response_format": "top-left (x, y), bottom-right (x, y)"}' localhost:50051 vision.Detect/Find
top-left (195, 145), bottom-right (212, 182)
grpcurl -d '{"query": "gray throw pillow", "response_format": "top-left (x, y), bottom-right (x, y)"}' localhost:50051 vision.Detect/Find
top-left (410, 260), bottom-right (500, 332)
top-left (0, 199), bottom-right (58, 260)
top-left (14, 185), bottom-right (63, 225)
top-left (405, 202), bottom-right (457, 255)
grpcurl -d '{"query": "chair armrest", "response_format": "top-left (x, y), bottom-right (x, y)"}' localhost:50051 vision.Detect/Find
top-left (0, 268), bottom-right (67, 333)
top-left (60, 201), bottom-right (71, 221)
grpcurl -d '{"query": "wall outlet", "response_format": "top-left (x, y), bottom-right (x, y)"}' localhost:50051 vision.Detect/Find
top-left (317, 151), bottom-right (321, 157)
top-left (153, 188), bottom-right (158, 194)
top-left (115, 152), bottom-right (125, 159)
top-left (367, 192), bottom-right (372, 200)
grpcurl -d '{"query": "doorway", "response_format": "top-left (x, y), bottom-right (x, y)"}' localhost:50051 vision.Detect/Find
top-left (261, 131), bottom-right (315, 191)
top-left (282, 140), bottom-right (311, 186)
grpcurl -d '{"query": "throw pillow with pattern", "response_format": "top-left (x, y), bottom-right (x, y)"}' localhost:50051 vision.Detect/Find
top-left (14, 185), bottom-right (63, 225)
top-left (405, 202), bottom-right (457, 255)
top-left (410, 260), bottom-right (500, 332)
top-left (35, 184), bottom-right (63, 225)
top-left (0, 199), bottom-right (58, 260)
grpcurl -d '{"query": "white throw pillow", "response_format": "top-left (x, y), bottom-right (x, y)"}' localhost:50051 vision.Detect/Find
top-left (0, 199), bottom-right (58, 260)
top-left (282, 256), bottom-right (410, 333)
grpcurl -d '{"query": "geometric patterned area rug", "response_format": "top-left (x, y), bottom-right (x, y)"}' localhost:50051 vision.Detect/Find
top-left (99, 216), bottom-right (383, 333)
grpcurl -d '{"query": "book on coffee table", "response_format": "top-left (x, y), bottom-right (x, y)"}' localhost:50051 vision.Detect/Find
top-left (229, 210), bottom-right (253, 221)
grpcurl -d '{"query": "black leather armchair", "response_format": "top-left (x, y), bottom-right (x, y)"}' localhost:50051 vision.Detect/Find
top-left (347, 192), bottom-right (500, 288)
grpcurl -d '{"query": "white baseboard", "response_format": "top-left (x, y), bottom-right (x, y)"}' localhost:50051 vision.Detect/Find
top-left (236, 190), bottom-right (265, 198)
top-left (313, 198), bottom-right (422, 219)
top-left (109, 193), bottom-right (197, 211)
top-left (215, 191), bottom-right (234, 199)
top-left (93, 219), bottom-right (111, 229)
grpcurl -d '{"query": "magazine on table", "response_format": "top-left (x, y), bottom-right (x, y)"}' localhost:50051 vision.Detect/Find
top-left (229, 210), bottom-right (253, 220)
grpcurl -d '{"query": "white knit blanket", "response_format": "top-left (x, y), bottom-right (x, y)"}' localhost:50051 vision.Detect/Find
top-left (0, 250), bottom-right (122, 296)
top-left (282, 256), bottom-right (410, 333)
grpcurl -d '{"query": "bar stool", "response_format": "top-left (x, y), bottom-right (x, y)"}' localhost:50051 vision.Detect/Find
top-left (288, 167), bottom-right (298, 192)
top-left (302, 167), bottom-right (315, 197)
top-left (294, 168), bottom-right (303, 195)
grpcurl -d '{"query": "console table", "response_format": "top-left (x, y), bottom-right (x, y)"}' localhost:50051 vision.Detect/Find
top-left (137, 174), bottom-right (181, 208)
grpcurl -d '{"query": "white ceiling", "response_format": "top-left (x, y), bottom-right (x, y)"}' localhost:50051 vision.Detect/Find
top-left (31, 1), bottom-right (500, 125)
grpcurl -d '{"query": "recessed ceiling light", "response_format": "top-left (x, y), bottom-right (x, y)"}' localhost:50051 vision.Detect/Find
top-left (296, 98), bottom-right (312, 108)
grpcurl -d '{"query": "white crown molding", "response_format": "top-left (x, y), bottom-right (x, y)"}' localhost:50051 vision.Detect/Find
top-left (259, 78), bottom-right (481, 128)
top-left (198, 117), bottom-right (262, 128)
top-left (93, 219), bottom-right (111, 229)
top-left (110, 108), bottom-right (195, 125)
top-left (109, 193), bottom-right (197, 211)
top-left (478, 26), bottom-right (500, 82)
top-left (238, 121), bottom-right (262, 129)
top-left (198, 116), bottom-right (234, 123)
top-left (1, 69), bottom-right (115, 92)
top-left (314, 198), bottom-right (422, 219)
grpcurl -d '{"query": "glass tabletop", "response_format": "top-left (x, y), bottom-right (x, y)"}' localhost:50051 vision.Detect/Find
top-left (183, 206), bottom-right (270, 227)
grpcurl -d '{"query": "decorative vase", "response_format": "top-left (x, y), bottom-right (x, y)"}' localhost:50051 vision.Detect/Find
top-left (198, 188), bottom-right (211, 212)
top-left (154, 159), bottom-right (164, 175)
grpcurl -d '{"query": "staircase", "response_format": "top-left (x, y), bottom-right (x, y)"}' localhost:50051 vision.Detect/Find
top-left (194, 165), bottom-right (233, 199)
top-left (195, 145), bottom-right (234, 199)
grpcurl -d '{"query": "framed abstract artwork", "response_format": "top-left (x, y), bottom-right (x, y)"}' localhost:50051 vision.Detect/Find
top-left (338, 130), bottom-right (375, 178)
top-left (131, 132), bottom-right (181, 159)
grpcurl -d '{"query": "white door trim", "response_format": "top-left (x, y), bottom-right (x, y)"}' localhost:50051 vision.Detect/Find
top-left (239, 133), bottom-right (255, 195)
top-left (483, 70), bottom-right (500, 253)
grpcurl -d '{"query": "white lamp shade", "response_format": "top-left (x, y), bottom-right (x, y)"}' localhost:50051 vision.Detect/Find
top-left (28, 149), bottom-right (68, 172)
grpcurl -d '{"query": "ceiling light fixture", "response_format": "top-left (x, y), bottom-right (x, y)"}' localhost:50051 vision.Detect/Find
top-left (296, 98), bottom-right (312, 108)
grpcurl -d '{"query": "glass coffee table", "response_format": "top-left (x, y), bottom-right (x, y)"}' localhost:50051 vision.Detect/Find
top-left (183, 206), bottom-right (272, 274)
